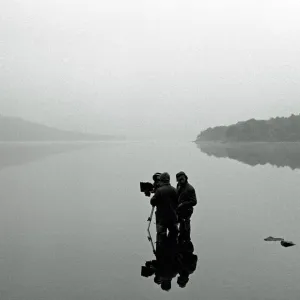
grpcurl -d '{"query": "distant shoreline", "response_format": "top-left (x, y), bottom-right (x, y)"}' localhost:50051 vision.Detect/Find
top-left (0, 115), bottom-right (125, 142)
top-left (195, 114), bottom-right (300, 143)
top-left (194, 140), bottom-right (300, 145)
top-left (0, 140), bottom-right (127, 144)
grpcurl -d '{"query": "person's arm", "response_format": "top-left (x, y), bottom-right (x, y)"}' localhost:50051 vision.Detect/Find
top-left (175, 190), bottom-right (179, 209)
top-left (188, 187), bottom-right (197, 207)
top-left (178, 187), bottom-right (197, 208)
top-left (150, 190), bottom-right (160, 207)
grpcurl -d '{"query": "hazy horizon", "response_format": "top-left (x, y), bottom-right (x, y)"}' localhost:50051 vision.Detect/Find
top-left (2, 0), bottom-right (300, 140)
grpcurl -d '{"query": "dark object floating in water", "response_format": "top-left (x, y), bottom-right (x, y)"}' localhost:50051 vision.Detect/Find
top-left (264, 236), bottom-right (284, 242)
top-left (264, 236), bottom-right (296, 248)
top-left (281, 240), bottom-right (296, 248)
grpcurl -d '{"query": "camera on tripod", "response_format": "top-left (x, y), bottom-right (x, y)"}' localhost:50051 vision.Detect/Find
top-left (141, 261), bottom-right (157, 277)
top-left (140, 172), bottom-right (161, 197)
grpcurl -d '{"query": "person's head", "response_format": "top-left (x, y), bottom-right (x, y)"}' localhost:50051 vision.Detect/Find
top-left (154, 275), bottom-right (162, 285)
top-left (159, 172), bottom-right (170, 185)
top-left (177, 274), bottom-right (189, 288)
top-left (152, 172), bottom-right (161, 183)
top-left (161, 280), bottom-right (171, 291)
top-left (153, 172), bottom-right (162, 190)
top-left (176, 171), bottom-right (188, 186)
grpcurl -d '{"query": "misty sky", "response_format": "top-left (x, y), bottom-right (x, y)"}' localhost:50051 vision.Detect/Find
top-left (1, 0), bottom-right (300, 140)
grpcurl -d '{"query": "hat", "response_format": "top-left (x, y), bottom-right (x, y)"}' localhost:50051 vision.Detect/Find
top-left (176, 171), bottom-right (188, 180)
top-left (152, 172), bottom-right (162, 181)
top-left (159, 172), bottom-right (170, 183)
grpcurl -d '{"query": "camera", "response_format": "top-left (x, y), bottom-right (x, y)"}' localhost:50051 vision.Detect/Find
top-left (140, 182), bottom-right (154, 197)
top-left (141, 261), bottom-right (157, 277)
top-left (140, 172), bottom-right (161, 197)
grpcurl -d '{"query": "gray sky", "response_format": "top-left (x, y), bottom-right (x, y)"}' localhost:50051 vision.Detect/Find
top-left (1, 0), bottom-right (300, 140)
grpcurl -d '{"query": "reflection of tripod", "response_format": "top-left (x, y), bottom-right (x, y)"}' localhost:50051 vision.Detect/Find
top-left (147, 207), bottom-right (156, 255)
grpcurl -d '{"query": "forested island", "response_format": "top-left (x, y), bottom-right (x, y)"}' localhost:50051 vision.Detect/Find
top-left (196, 114), bottom-right (300, 143)
top-left (0, 115), bottom-right (121, 142)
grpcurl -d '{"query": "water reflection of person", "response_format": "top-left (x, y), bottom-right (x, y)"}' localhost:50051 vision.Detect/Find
top-left (154, 236), bottom-right (178, 291)
top-left (176, 240), bottom-right (198, 288)
top-left (141, 235), bottom-right (198, 291)
top-left (141, 236), bottom-right (178, 291)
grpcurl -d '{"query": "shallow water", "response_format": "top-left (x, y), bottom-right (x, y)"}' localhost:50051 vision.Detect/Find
top-left (0, 141), bottom-right (299, 300)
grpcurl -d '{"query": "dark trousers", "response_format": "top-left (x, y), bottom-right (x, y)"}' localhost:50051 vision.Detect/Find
top-left (156, 221), bottom-right (178, 244)
top-left (178, 216), bottom-right (191, 241)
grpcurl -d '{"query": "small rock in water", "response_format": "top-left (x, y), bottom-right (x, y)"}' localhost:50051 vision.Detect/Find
top-left (281, 240), bottom-right (296, 248)
top-left (264, 236), bottom-right (295, 248)
top-left (264, 236), bottom-right (284, 242)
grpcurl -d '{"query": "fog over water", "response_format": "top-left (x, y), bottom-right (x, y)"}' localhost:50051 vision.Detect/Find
top-left (1, 1), bottom-right (300, 299)
top-left (2, 0), bottom-right (300, 140)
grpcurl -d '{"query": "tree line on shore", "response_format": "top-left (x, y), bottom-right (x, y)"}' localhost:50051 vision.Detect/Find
top-left (196, 114), bottom-right (300, 142)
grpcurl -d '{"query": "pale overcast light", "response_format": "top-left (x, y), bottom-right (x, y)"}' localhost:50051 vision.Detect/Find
top-left (1, 0), bottom-right (300, 140)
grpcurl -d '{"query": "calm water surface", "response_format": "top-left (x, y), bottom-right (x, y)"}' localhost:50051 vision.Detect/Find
top-left (0, 141), bottom-right (299, 300)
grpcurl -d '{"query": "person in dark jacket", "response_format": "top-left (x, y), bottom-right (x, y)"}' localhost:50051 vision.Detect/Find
top-left (150, 172), bottom-right (178, 243)
top-left (152, 172), bottom-right (162, 193)
top-left (176, 171), bottom-right (197, 242)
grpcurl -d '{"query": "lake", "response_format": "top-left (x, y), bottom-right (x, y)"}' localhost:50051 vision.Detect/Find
top-left (0, 141), bottom-right (299, 300)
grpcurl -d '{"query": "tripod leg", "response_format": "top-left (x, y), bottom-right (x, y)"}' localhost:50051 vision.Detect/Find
top-left (147, 206), bottom-right (154, 221)
top-left (147, 207), bottom-right (156, 254)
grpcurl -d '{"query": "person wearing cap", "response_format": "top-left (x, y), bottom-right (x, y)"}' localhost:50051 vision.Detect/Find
top-left (152, 172), bottom-right (162, 193)
top-left (150, 172), bottom-right (178, 243)
top-left (176, 171), bottom-right (197, 242)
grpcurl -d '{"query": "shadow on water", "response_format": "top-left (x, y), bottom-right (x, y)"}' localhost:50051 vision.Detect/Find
top-left (141, 231), bottom-right (198, 292)
top-left (197, 141), bottom-right (300, 170)
top-left (0, 142), bottom-right (98, 171)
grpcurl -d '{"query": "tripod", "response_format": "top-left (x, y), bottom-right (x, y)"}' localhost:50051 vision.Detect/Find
top-left (147, 207), bottom-right (156, 255)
